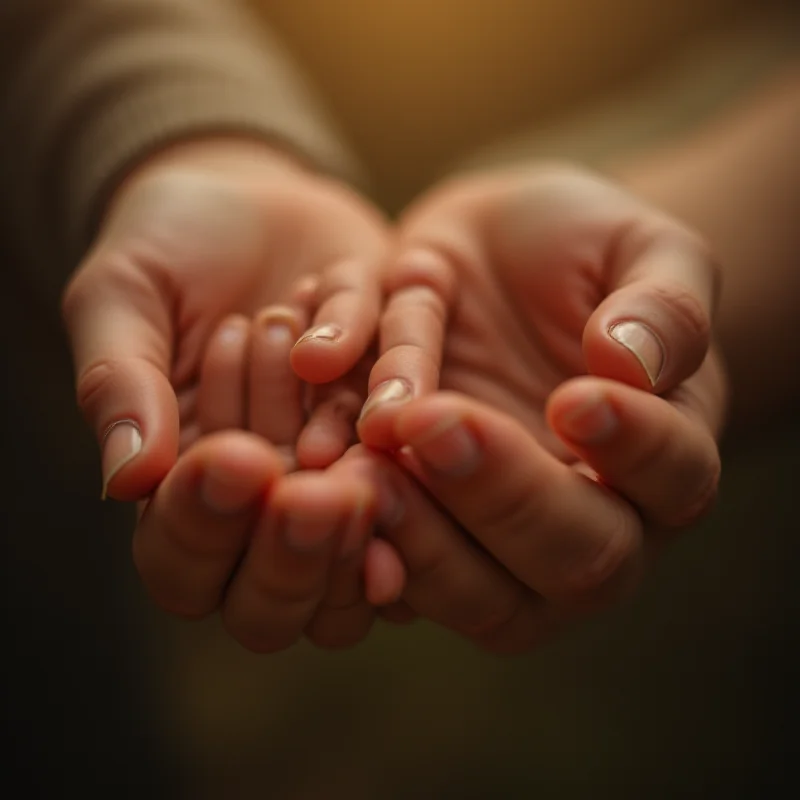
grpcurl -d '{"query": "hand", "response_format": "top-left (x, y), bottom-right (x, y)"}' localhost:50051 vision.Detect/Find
top-left (144, 297), bottom-right (399, 653)
top-left (130, 428), bottom-right (401, 653)
top-left (61, 137), bottom-right (393, 651)
top-left (356, 164), bottom-right (727, 652)
top-left (62, 136), bottom-right (387, 500)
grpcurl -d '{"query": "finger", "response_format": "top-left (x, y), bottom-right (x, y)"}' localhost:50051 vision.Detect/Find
top-left (363, 538), bottom-right (407, 607)
top-left (197, 314), bottom-right (251, 433)
top-left (547, 369), bottom-right (723, 530)
top-left (339, 446), bottom-right (549, 651)
top-left (392, 393), bottom-right (645, 610)
top-left (221, 470), bottom-right (374, 654)
top-left (295, 382), bottom-right (363, 470)
top-left (132, 431), bottom-right (284, 618)
top-left (248, 306), bottom-right (306, 450)
top-left (291, 258), bottom-right (382, 384)
top-left (296, 347), bottom-right (373, 469)
top-left (357, 249), bottom-right (457, 451)
top-left (303, 459), bottom-right (381, 650)
top-left (584, 226), bottom-right (720, 393)
top-left (305, 452), bottom-right (406, 649)
top-left (62, 260), bottom-right (178, 501)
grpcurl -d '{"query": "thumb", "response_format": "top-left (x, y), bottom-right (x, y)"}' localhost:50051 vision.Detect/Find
top-left (62, 257), bottom-right (179, 501)
top-left (583, 225), bottom-right (720, 393)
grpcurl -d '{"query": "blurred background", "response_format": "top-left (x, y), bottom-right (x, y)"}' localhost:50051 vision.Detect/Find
top-left (5, 0), bottom-right (798, 797)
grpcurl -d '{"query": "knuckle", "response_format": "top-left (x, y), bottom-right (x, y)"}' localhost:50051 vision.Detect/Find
top-left (387, 249), bottom-right (457, 305)
top-left (654, 283), bottom-right (711, 343)
top-left (75, 359), bottom-right (121, 417)
top-left (383, 285), bottom-right (448, 341)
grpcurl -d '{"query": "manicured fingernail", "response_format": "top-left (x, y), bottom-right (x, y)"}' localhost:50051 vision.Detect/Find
top-left (609, 321), bottom-right (664, 387)
top-left (201, 465), bottom-right (255, 515)
top-left (283, 512), bottom-right (337, 552)
top-left (359, 379), bottom-right (412, 421)
top-left (410, 418), bottom-right (481, 477)
top-left (294, 323), bottom-right (342, 347)
top-left (559, 394), bottom-right (618, 445)
top-left (101, 420), bottom-right (142, 499)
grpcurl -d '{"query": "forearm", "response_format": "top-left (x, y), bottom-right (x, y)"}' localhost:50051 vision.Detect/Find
top-left (614, 67), bottom-right (800, 426)
top-left (0, 0), bottom-right (362, 306)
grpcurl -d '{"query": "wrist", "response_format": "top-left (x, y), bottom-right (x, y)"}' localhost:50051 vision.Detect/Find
top-left (97, 135), bottom-right (315, 238)
top-left (123, 134), bottom-right (309, 185)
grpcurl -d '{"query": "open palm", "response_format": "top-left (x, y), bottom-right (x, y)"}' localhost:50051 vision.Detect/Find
top-left (63, 139), bottom-right (387, 499)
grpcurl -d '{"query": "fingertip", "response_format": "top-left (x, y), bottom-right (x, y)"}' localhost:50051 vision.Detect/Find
top-left (585, 246), bottom-right (713, 392)
top-left (584, 317), bottom-right (665, 392)
top-left (356, 378), bottom-right (415, 451)
top-left (92, 367), bottom-right (180, 502)
top-left (547, 376), bottom-right (721, 529)
top-left (364, 538), bottom-right (407, 606)
top-left (292, 257), bottom-right (382, 384)
top-left (290, 326), bottom-right (349, 383)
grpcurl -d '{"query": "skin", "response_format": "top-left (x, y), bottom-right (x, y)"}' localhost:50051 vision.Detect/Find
top-left (61, 137), bottom-right (394, 650)
top-left (66, 68), bottom-right (796, 654)
top-left (353, 164), bottom-right (726, 652)
top-left (185, 163), bottom-right (725, 654)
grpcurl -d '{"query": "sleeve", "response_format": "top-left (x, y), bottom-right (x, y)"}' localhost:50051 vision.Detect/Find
top-left (0, 0), bottom-right (364, 304)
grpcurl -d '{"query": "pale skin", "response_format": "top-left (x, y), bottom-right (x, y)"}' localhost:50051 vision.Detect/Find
top-left (64, 66), bottom-right (798, 654)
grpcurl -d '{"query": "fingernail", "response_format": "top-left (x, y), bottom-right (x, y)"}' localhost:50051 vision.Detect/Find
top-left (283, 512), bottom-right (337, 552)
top-left (201, 465), bottom-right (255, 515)
top-left (359, 379), bottom-right (412, 421)
top-left (217, 321), bottom-right (248, 347)
top-left (257, 307), bottom-right (299, 343)
top-left (101, 420), bottom-right (142, 499)
top-left (559, 394), bottom-right (618, 445)
top-left (264, 323), bottom-right (293, 346)
top-left (294, 323), bottom-right (342, 347)
top-left (609, 321), bottom-right (664, 387)
top-left (410, 418), bottom-right (481, 478)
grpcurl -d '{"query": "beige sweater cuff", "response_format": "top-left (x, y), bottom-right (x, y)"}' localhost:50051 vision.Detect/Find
top-left (0, 0), bottom-right (363, 306)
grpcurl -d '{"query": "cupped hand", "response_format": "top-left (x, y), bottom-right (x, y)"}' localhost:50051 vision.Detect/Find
top-left (356, 164), bottom-right (727, 651)
top-left (62, 136), bottom-right (388, 501)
